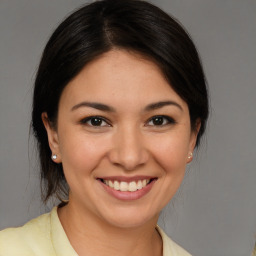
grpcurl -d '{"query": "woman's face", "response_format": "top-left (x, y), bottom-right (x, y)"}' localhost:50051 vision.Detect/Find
top-left (44, 50), bottom-right (199, 228)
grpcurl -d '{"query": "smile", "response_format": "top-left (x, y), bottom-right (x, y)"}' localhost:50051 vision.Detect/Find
top-left (102, 179), bottom-right (151, 192)
top-left (97, 176), bottom-right (157, 200)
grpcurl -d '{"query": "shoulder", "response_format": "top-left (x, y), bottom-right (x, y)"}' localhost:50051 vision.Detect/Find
top-left (0, 210), bottom-right (55, 256)
top-left (157, 226), bottom-right (192, 256)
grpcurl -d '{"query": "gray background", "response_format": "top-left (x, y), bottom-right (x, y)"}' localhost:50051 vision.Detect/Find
top-left (0, 0), bottom-right (255, 255)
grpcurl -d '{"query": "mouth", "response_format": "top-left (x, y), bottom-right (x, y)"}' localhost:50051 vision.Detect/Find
top-left (97, 177), bottom-right (157, 200)
top-left (99, 178), bottom-right (155, 191)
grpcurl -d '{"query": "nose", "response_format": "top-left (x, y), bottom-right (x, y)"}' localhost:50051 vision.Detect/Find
top-left (108, 126), bottom-right (149, 171)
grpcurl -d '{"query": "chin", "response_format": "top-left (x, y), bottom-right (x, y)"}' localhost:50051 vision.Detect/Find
top-left (98, 206), bottom-right (159, 229)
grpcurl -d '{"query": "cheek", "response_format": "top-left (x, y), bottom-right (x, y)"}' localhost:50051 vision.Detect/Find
top-left (157, 148), bottom-right (187, 177)
top-left (152, 134), bottom-right (190, 203)
top-left (150, 131), bottom-right (190, 174)
top-left (58, 131), bottom-right (108, 177)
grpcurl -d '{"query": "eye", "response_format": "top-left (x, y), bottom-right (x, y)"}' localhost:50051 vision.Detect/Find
top-left (147, 115), bottom-right (176, 126)
top-left (80, 116), bottom-right (110, 127)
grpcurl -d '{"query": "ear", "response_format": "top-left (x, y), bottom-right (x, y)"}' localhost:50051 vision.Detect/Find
top-left (42, 112), bottom-right (62, 163)
top-left (187, 119), bottom-right (201, 164)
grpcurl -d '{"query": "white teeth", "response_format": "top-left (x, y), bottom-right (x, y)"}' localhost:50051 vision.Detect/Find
top-left (129, 181), bottom-right (137, 192)
top-left (137, 180), bottom-right (142, 190)
top-left (114, 180), bottom-right (120, 190)
top-left (109, 180), bottom-right (114, 188)
top-left (103, 179), bottom-right (151, 192)
top-left (120, 182), bottom-right (128, 192)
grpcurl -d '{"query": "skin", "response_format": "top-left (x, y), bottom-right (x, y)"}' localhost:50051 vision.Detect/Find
top-left (43, 50), bottom-right (200, 256)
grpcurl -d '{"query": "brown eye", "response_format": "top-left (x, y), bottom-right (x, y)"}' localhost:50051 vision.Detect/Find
top-left (90, 117), bottom-right (103, 126)
top-left (152, 116), bottom-right (164, 125)
top-left (80, 116), bottom-right (110, 127)
top-left (147, 116), bottom-right (176, 126)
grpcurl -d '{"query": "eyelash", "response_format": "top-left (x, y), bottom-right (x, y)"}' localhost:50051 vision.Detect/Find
top-left (80, 115), bottom-right (176, 127)
top-left (146, 115), bottom-right (176, 126)
top-left (80, 116), bottom-right (111, 127)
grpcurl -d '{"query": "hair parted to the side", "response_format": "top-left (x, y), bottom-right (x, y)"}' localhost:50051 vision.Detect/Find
top-left (32, 0), bottom-right (209, 203)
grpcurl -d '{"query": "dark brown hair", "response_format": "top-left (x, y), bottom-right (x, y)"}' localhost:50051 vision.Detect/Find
top-left (32, 0), bottom-right (209, 203)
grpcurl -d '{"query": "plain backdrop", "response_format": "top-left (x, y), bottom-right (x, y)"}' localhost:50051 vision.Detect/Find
top-left (0, 1), bottom-right (255, 256)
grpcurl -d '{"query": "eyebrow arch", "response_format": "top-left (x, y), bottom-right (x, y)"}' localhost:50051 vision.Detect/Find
top-left (144, 101), bottom-right (183, 111)
top-left (71, 102), bottom-right (115, 112)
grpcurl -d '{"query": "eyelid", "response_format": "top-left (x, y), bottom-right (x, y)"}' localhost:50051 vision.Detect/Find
top-left (80, 116), bottom-right (111, 127)
top-left (146, 115), bottom-right (176, 126)
top-left (79, 115), bottom-right (176, 127)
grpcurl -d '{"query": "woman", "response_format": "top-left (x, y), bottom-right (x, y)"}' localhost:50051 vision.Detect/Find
top-left (0, 0), bottom-right (208, 255)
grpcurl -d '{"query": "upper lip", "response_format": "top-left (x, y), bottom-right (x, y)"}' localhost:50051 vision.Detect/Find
top-left (97, 176), bottom-right (157, 182)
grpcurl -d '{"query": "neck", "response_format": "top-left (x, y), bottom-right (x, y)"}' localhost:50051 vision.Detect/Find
top-left (58, 202), bottom-right (162, 256)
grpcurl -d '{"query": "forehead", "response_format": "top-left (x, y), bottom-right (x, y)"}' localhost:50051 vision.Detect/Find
top-left (59, 50), bottom-right (187, 111)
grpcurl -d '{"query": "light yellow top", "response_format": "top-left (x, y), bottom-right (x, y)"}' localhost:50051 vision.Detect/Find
top-left (252, 244), bottom-right (256, 256)
top-left (0, 207), bottom-right (191, 256)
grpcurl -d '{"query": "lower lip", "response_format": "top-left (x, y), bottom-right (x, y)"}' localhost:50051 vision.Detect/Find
top-left (99, 179), bottom-right (157, 201)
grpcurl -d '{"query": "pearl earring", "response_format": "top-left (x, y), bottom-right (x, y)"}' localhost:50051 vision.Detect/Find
top-left (188, 152), bottom-right (193, 159)
top-left (52, 154), bottom-right (57, 160)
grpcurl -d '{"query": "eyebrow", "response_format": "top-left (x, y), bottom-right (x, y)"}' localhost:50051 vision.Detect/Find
top-left (71, 100), bottom-right (183, 112)
top-left (71, 102), bottom-right (115, 112)
top-left (144, 101), bottom-right (183, 112)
